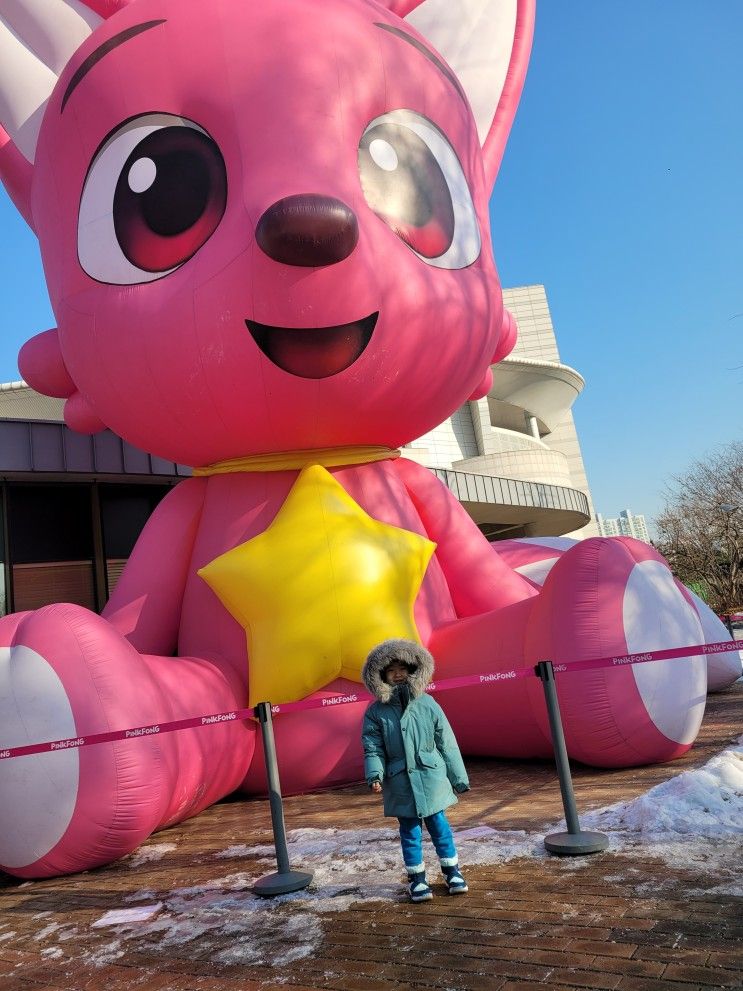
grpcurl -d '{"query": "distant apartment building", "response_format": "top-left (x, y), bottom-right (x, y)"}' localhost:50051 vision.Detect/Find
top-left (596, 509), bottom-right (651, 544)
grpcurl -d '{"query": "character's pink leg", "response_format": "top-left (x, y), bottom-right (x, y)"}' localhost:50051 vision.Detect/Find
top-left (0, 604), bottom-right (254, 879)
top-left (524, 537), bottom-right (706, 767)
top-left (430, 538), bottom-right (706, 768)
top-left (429, 598), bottom-right (553, 758)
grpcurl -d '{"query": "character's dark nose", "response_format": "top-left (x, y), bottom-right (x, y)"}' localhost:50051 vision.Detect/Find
top-left (256, 194), bottom-right (359, 267)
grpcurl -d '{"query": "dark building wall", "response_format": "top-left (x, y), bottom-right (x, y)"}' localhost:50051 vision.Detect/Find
top-left (1, 480), bottom-right (176, 615)
top-left (0, 418), bottom-right (186, 615)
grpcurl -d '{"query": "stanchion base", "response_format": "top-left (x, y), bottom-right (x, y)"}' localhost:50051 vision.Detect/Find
top-left (544, 831), bottom-right (609, 856)
top-left (252, 869), bottom-right (314, 897)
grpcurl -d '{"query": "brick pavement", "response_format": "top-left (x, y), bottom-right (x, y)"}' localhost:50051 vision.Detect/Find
top-left (0, 682), bottom-right (740, 991)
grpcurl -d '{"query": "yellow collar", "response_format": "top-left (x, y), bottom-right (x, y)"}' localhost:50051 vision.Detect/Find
top-left (193, 445), bottom-right (401, 476)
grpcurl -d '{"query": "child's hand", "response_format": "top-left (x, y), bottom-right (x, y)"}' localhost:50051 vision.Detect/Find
top-left (370, 781), bottom-right (382, 794)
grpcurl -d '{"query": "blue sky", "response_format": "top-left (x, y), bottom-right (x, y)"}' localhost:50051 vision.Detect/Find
top-left (492, 2), bottom-right (742, 525)
top-left (0, 1), bottom-right (740, 528)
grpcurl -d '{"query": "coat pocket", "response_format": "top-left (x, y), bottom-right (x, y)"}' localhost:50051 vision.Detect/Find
top-left (417, 749), bottom-right (441, 769)
top-left (386, 758), bottom-right (407, 778)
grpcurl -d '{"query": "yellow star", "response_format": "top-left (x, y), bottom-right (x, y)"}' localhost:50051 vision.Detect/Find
top-left (198, 464), bottom-right (435, 706)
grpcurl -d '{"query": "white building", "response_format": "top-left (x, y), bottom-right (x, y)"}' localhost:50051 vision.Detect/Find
top-left (596, 510), bottom-right (651, 544)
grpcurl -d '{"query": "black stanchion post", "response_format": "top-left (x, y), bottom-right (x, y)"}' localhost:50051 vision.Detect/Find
top-left (535, 661), bottom-right (608, 856)
top-left (252, 702), bottom-right (313, 896)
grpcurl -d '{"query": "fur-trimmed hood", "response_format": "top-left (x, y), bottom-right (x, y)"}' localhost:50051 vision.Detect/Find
top-left (362, 639), bottom-right (434, 703)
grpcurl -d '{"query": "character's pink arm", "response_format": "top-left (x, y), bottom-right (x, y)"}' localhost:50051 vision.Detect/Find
top-left (102, 477), bottom-right (208, 655)
top-left (393, 458), bottom-right (537, 617)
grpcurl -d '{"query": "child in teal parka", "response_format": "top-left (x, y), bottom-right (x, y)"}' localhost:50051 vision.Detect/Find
top-left (361, 638), bottom-right (470, 902)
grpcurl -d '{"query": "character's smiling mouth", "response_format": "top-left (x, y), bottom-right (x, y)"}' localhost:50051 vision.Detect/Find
top-left (246, 313), bottom-right (378, 379)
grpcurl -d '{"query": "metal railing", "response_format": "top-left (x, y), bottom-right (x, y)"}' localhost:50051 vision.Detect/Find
top-left (431, 467), bottom-right (591, 517)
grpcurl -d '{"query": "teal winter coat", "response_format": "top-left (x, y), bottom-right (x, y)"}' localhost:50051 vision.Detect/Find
top-left (361, 639), bottom-right (469, 819)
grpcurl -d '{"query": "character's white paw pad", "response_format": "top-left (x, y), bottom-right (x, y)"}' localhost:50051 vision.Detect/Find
top-left (0, 645), bottom-right (79, 868)
top-left (623, 561), bottom-right (706, 745)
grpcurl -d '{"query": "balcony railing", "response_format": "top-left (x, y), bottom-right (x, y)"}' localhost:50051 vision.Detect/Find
top-left (431, 467), bottom-right (590, 517)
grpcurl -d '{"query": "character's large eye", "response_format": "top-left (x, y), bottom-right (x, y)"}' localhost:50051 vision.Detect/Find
top-left (358, 110), bottom-right (480, 269)
top-left (78, 114), bottom-right (227, 285)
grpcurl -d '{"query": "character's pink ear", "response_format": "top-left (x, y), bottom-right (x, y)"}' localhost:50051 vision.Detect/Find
top-left (491, 307), bottom-right (518, 363)
top-left (467, 308), bottom-right (518, 399)
top-left (19, 328), bottom-right (106, 433)
top-left (19, 328), bottom-right (75, 399)
top-left (0, 0), bottom-right (129, 226)
top-left (383, 0), bottom-right (535, 190)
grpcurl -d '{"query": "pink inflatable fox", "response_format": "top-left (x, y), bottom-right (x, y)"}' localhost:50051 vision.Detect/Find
top-left (0, 0), bottom-right (707, 878)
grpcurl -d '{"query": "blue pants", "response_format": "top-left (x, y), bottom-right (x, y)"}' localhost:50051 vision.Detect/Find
top-left (398, 811), bottom-right (457, 871)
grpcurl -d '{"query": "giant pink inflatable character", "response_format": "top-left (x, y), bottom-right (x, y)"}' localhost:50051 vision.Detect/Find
top-left (0, 0), bottom-right (707, 878)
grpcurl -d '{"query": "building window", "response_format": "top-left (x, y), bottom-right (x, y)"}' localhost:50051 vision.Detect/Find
top-left (8, 484), bottom-right (95, 612)
top-left (100, 484), bottom-right (170, 597)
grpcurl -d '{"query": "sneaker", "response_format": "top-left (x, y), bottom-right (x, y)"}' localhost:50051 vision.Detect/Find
top-left (407, 869), bottom-right (433, 902)
top-left (442, 862), bottom-right (468, 895)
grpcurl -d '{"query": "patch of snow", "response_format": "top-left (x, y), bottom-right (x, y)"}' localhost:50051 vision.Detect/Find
top-left (212, 912), bottom-right (322, 966)
top-left (55, 736), bottom-right (740, 974)
top-left (92, 905), bottom-right (163, 927)
top-left (29, 923), bottom-right (79, 947)
top-left (454, 825), bottom-right (499, 840)
top-left (125, 843), bottom-right (177, 867)
top-left (82, 881), bottom-right (327, 969)
top-left (581, 743), bottom-right (742, 837)
top-left (215, 844), bottom-right (255, 859)
top-left (124, 889), bottom-right (158, 903)
top-left (34, 923), bottom-right (63, 940)
top-left (86, 939), bottom-right (124, 967)
top-left (574, 737), bottom-right (743, 893)
top-left (0, 932), bottom-right (16, 942)
top-left (41, 947), bottom-right (64, 959)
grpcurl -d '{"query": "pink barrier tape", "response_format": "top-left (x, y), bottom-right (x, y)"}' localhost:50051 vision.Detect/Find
top-left (1, 639), bottom-right (738, 762)
top-left (427, 668), bottom-right (534, 692)
top-left (0, 707), bottom-right (255, 762)
top-left (269, 691), bottom-right (369, 715)
top-left (549, 639), bottom-right (740, 676)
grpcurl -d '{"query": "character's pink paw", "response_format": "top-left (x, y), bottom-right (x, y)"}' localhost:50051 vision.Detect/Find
top-left (682, 585), bottom-right (742, 692)
top-left (525, 538), bottom-right (707, 767)
top-left (1, 638), bottom-right (80, 872)
top-left (0, 605), bottom-right (254, 878)
top-left (498, 536), bottom-right (740, 694)
top-left (0, 605), bottom-right (168, 877)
